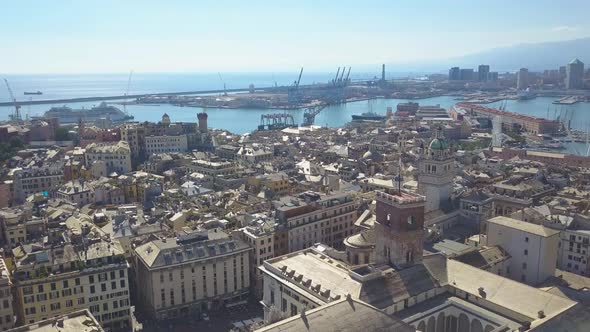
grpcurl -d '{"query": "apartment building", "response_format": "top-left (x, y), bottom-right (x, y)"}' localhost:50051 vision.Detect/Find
top-left (233, 217), bottom-right (277, 296)
top-left (120, 124), bottom-right (146, 160)
top-left (12, 165), bottom-right (64, 204)
top-left (275, 191), bottom-right (359, 253)
top-left (8, 309), bottom-right (102, 332)
top-left (134, 229), bottom-right (251, 320)
top-left (55, 181), bottom-right (95, 207)
top-left (188, 159), bottom-right (237, 177)
top-left (486, 216), bottom-right (559, 285)
top-left (0, 258), bottom-right (13, 331)
top-left (145, 135), bottom-right (188, 155)
top-left (13, 239), bottom-right (131, 330)
top-left (558, 228), bottom-right (590, 276)
top-left (246, 172), bottom-right (290, 195)
top-left (84, 141), bottom-right (132, 175)
top-left (0, 209), bottom-right (44, 246)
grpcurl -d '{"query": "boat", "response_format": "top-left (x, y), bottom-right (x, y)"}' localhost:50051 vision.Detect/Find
top-left (352, 112), bottom-right (386, 121)
top-left (42, 102), bottom-right (134, 124)
top-left (517, 88), bottom-right (535, 100)
top-left (24, 91), bottom-right (42, 95)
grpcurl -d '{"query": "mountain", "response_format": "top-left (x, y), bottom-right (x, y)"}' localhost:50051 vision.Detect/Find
top-left (447, 37), bottom-right (590, 72)
top-left (380, 37), bottom-right (590, 74)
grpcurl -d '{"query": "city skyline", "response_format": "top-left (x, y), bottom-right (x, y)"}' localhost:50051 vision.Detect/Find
top-left (1, 0), bottom-right (589, 74)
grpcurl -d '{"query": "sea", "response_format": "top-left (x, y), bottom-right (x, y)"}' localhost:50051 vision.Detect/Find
top-left (1, 73), bottom-right (589, 155)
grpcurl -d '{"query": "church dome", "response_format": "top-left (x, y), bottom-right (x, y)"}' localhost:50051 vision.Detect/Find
top-left (362, 150), bottom-right (373, 159)
top-left (429, 137), bottom-right (448, 151)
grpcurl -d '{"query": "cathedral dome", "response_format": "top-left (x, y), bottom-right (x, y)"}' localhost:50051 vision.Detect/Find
top-left (362, 150), bottom-right (373, 159)
top-left (429, 138), bottom-right (448, 151)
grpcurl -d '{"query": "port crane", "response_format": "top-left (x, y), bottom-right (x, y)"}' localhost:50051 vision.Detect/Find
top-left (123, 70), bottom-right (133, 114)
top-left (288, 68), bottom-right (304, 104)
top-left (302, 104), bottom-right (327, 127)
top-left (3, 78), bottom-right (21, 122)
top-left (218, 72), bottom-right (227, 96)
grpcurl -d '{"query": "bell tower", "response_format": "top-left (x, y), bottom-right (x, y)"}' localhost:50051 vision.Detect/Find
top-left (374, 189), bottom-right (426, 267)
top-left (418, 127), bottom-right (454, 213)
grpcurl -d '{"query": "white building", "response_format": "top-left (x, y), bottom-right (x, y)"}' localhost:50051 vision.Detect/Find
top-left (55, 180), bottom-right (95, 207)
top-left (486, 216), bottom-right (560, 285)
top-left (134, 229), bottom-right (252, 320)
top-left (145, 135), bottom-right (188, 155)
top-left (85, 141), bottom-right (132, 175)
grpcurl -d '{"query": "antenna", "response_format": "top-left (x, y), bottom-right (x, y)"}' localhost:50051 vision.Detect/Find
top-left (394, 157), bottom-right (404, 194)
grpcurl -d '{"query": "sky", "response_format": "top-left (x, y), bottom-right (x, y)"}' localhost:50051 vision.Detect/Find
top-left (1, 0), bottom-right (589, 74)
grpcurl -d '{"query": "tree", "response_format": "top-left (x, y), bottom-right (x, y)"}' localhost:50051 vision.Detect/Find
top-left (55, 127), bottom-right (70, 141)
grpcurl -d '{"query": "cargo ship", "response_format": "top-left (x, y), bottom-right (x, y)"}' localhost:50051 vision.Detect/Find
top-left (352, 112), bottom-right (386, 121)
top-left (43, 102), bottom-right (134, 124)
top-left (24, 91), bottom-right (43, 95)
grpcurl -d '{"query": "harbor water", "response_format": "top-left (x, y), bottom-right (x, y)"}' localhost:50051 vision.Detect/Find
top-left (1, 73), bottom-right (589, 154)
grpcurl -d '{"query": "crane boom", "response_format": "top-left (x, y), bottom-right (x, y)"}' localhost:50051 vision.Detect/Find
top-left (125, 70), bottom-right (133, 96)
top-left (296, 67), bottom-right (303, 88)
top-left (334, 67), bottom-right (341, 84)
top-left (339, 66), bottom-right (345, 81)
top-left (3, 78), bottom-right (21, 121)
top-left (345, 67), bottom-right (351, 82)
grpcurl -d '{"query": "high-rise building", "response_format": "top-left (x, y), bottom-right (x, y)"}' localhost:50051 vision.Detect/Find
top-left (418, 128), bottom-right (454, 213)
top-left (478, 65), bottom-right (490, 81)
top-left (488, 72), bottom-right (499, 81)
top-left (566, 58), bottom-right (585, 89)
top-left (516, 68), bottom-right (528, 90)
top-left (448, 67), bottom-right (460, 81)
top-left (459, 68), bottom-right (474, 81)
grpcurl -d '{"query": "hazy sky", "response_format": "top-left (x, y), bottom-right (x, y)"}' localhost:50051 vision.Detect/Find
top-left (1, 0), bottom-right (589, 73)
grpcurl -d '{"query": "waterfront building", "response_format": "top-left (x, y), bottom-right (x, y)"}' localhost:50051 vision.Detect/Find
top-left (455, 103), bottom-right (561, 135)
top-left (448, 67), bottom-right (460, 81)
top-left (478, 64), bottom-right (490, 82)
top-left (566, 58), bottom-right (585, 89)
top-left (486, 216), bottom-right (559, 285)
top-left (459, 68), bottom-right (474, 81)
top-left (144, 135), bottom-right (188, 155)
top-left (84, 141), bottom-right (132, 175)
top-left (134, 229), bottom-right (252, 320)
top-left (516, 68), bottom-right (528, 90)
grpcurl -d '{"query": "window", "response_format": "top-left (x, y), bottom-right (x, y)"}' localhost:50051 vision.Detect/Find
top-left (522, 263), bottom-right (527, 270)
top-left (525, 237), bottom-right (529, 242)
top-left (524, 249), bottom-right (528, 255)
top-left (90, 285), bottom-right (95, 294)
top-left (120, 280), bottom-right (126, 288)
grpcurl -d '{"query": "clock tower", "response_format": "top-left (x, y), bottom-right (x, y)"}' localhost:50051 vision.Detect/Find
top-left (418, 128), bottom-right (454, 213)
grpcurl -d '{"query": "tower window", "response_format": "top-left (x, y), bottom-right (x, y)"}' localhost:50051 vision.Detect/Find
top-left (407, 216), bottom-right (415, 225)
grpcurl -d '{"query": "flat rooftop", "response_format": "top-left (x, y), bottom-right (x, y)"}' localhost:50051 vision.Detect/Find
top-left (487, 216), bottom-right (560, 237)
